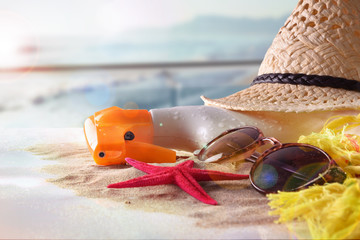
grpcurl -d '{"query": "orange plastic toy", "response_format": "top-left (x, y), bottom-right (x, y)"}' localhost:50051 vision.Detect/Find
top-left (84, 106), bottom-right (176, 165)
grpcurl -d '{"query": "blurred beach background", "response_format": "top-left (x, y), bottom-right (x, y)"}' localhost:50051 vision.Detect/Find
top-left (0, 0), bottom-right (297, 127)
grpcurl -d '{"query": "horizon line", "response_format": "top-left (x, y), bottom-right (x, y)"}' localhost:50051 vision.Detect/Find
top-left (0, 60), bottom-right (263, 72)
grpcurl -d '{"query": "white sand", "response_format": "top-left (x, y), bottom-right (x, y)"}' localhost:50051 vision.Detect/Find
top-left (27, 141), bottom-right (285, 229)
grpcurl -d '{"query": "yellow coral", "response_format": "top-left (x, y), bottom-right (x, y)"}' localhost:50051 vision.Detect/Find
top-left (298, 114), bottom-right (360, 176)
top-left (268, 114), bottom-right (360, 239)
top-left (268, 178), bottom-right (360, 239)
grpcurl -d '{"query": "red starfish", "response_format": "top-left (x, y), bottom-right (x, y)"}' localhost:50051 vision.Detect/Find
top-left (108, 158), bottom-right (249, 205)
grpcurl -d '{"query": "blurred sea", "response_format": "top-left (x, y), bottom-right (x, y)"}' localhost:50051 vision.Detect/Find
top-left (0, 15), bottom-right (284, 127)
top-left (0, 65), bottom-right (259, 127)
top-left (30, 15), bottom-right (283, 66)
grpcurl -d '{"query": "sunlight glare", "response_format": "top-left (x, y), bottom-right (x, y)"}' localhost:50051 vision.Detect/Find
top-left (0, 11), bottom-right (37, 68)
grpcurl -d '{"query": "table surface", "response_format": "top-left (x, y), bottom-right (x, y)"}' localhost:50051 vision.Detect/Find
top-left (0, 128), bottom-right (293, 239)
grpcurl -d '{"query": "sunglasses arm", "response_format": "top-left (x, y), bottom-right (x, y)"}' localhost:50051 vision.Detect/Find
top-left (246, 152), bottom-right (260, 163)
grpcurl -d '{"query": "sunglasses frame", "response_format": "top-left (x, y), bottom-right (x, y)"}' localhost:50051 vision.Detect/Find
top-left (196, 126), bottom-right (346, 194)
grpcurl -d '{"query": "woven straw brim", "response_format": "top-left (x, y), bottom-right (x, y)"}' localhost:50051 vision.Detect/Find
top-left (201, 83), bottom-right (360, 113)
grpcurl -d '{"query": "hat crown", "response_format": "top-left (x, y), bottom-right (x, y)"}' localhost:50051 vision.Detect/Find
top-left (259, 0), bottom-right (360, 82)
top-left (201, 0), bottom-right (360, 112)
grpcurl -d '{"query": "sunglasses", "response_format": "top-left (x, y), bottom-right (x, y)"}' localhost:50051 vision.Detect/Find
top-left (196, 126), bottom-right (346, 194)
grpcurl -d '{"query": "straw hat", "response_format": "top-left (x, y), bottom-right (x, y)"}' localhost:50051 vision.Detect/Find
top-left (202, 0), bottom-right (360, 112)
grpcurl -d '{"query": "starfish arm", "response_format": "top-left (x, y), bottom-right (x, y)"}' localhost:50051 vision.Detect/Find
top-left (125, 158), bottom-right (171, 174)
top-left (108, 171), bottom-right (174, 188)
top-left (189, 168), bottom-right (249, 182)
top-left (174, 169), bottom-right (217, 205)
top-left (178, 160), bottom-right (194, 168)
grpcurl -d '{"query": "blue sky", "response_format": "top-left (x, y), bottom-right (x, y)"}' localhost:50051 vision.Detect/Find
top-left (0, 0), bottom-right (298, 36)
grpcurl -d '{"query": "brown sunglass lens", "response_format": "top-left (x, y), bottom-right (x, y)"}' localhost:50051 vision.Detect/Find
top-left (199, 127), bottom-right (260, 162)
top-left (251, 145), bottom-right (330, 193)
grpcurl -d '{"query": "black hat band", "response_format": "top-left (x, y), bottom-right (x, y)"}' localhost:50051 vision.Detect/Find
top-left (251, 73), bottom-right (360, 93)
